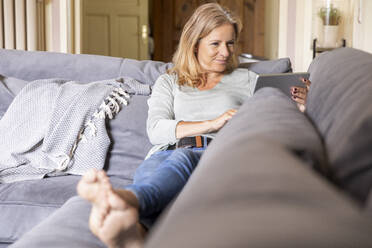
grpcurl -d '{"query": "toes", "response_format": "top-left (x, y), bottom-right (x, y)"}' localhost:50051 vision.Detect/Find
top-left (77, 169), bottom-right (99, 197)
top-left (84, 168), bottom-right (99, 183)
top-left (96, 171), bottom-right (113, 190)
top-left (97, 170), bottom-right (109, 182)
top-left (77, 170), bottom-right (113, 205)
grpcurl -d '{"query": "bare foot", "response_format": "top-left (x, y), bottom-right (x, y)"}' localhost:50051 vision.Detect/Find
top-left (77, 169), bottom-right (145, 248)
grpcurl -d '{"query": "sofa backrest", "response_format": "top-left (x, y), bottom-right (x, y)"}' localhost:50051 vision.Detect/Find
top-left (239, 57), bottom-right (292, 74)
top-left (306, 47), bottom-right (372, 204)
top-left (0, 49), bottom-right (292, 84)
top-left (0, 49), bottom-right (172, 84)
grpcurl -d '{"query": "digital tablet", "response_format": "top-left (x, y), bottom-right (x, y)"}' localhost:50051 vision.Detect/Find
top-left (253, 72), bottom-right (310, 97)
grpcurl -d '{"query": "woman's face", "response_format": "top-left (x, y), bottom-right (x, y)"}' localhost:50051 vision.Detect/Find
top-left (196, 24), bottom-right (236, 74)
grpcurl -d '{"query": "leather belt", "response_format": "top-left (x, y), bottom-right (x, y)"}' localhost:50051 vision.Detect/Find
top-left (168, 136), bottom-right (213, 150)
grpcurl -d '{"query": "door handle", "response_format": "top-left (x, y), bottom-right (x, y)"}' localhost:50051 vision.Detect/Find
top-left (142, 25), bottom-right (148, 45)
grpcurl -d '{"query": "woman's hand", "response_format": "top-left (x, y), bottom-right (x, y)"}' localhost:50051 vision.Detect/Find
top-left (175, 109), bottom-right (237, 139)
top-left (290, 78), bottom-right (311, 113)
top-left (210, 109), bottom-right (237, 132)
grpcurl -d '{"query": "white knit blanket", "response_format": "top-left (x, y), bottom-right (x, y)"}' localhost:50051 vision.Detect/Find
top-left (0, 77), bottom-right (149, 183)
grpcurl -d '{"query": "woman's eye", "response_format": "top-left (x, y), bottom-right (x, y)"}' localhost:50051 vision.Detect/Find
top-left (227, 41), bottom-right (235, 46)
top-left (211, 42), bottom-right (219, 47)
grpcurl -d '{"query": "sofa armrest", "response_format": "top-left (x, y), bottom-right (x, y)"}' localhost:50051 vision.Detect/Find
top-left (146, 138), bottom-right (372, 247)
top-left (146, 88), bottom-right (372, 247)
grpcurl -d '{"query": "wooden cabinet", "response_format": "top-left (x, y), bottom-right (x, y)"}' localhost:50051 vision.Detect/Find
top-left (152, 0), bottom-right (265, 62)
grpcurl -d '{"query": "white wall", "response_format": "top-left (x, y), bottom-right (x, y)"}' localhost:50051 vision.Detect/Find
top-left (352, 0), bottom-right (372, 53)
top-left (45, 0), bottom-right (60, 52)
top-left (265, 0), bottom-right (372, 71)
top-left (265, 0), bottom-right (313, 71)
top-left (293, 0), bottom-right (313, 72)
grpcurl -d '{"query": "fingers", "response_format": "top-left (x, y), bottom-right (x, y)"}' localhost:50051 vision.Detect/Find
top-left (291, 90), bottom-right (306, 100)
top-left (300, 77), bottom-right (311, 91)
top-left (290, 86), bottom-right (307, 103)
top-left (224, 109), bottom-right (237, 120)
top-left (301, 77), bottom-right (311, 85)
top-left (291, 87), bottom-right (306, 104)
top-left (290, 86), bottom-right (307, 94)
top-left (291, 79), bottom-right (311, 112)
top-left (226, 109), bottom-right (237, 114)
top-left (292, 95), bottom-right (305, 105)
top-left (212, 109), bottom-right (238, 131)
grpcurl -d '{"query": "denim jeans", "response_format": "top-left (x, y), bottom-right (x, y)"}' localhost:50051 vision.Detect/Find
top-left (125, 146), bottom-right (206, 228)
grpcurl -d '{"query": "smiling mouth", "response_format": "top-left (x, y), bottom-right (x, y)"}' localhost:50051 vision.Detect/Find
top-left (215, 59), bottom-right (227, 64)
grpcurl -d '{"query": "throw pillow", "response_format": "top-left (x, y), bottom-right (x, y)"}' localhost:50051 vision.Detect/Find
top-left (0, 75), bottom-right (28, 119)
top-left (239, 58), bottom-right (292, 74)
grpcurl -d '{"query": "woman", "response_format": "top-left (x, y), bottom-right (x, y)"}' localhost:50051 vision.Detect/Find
top-left (77, 3), bottom-right (310, 248)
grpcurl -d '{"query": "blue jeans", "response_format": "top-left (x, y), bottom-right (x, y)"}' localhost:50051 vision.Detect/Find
top-left (125, 146), bottom-right (205, 228)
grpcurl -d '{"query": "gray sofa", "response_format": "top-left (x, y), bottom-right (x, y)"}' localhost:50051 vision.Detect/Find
top-left (0, 47), bottom-right (372, 247)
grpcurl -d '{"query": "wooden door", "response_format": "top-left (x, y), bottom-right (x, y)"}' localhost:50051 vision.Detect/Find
top-left (82, 0), bottom-right (149, 59)
top-left (152, 0), bottom-right (264, 62)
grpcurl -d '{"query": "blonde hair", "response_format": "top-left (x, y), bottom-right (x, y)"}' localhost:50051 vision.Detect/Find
top-left (168, 3), bottom-right (242, 87)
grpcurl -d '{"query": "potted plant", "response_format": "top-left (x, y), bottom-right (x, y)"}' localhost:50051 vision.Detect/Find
top-left (318, 4), bottom-right (341, 47)
top-left (318, 4), bottom-right (341, 25)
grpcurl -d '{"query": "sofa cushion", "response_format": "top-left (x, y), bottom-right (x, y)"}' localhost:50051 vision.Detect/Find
top-left (306, 47), bottom-right (372, 204)
top-left (0, 176), bottom-right (80, 243)
top-left (105, 95), bottom-right (153, 179)
top-left (0, 176), bottom-right (131, 244)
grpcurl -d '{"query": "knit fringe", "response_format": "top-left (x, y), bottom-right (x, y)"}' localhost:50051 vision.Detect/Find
top-left (56, 86), bottom-right (130, 171)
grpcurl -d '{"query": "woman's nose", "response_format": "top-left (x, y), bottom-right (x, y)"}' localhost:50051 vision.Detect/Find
top-left (219, 44), bottom-right (230, 57)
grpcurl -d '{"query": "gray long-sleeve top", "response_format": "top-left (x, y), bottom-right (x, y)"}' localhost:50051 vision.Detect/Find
top-left (145, 68), bottom-right (257, 158)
